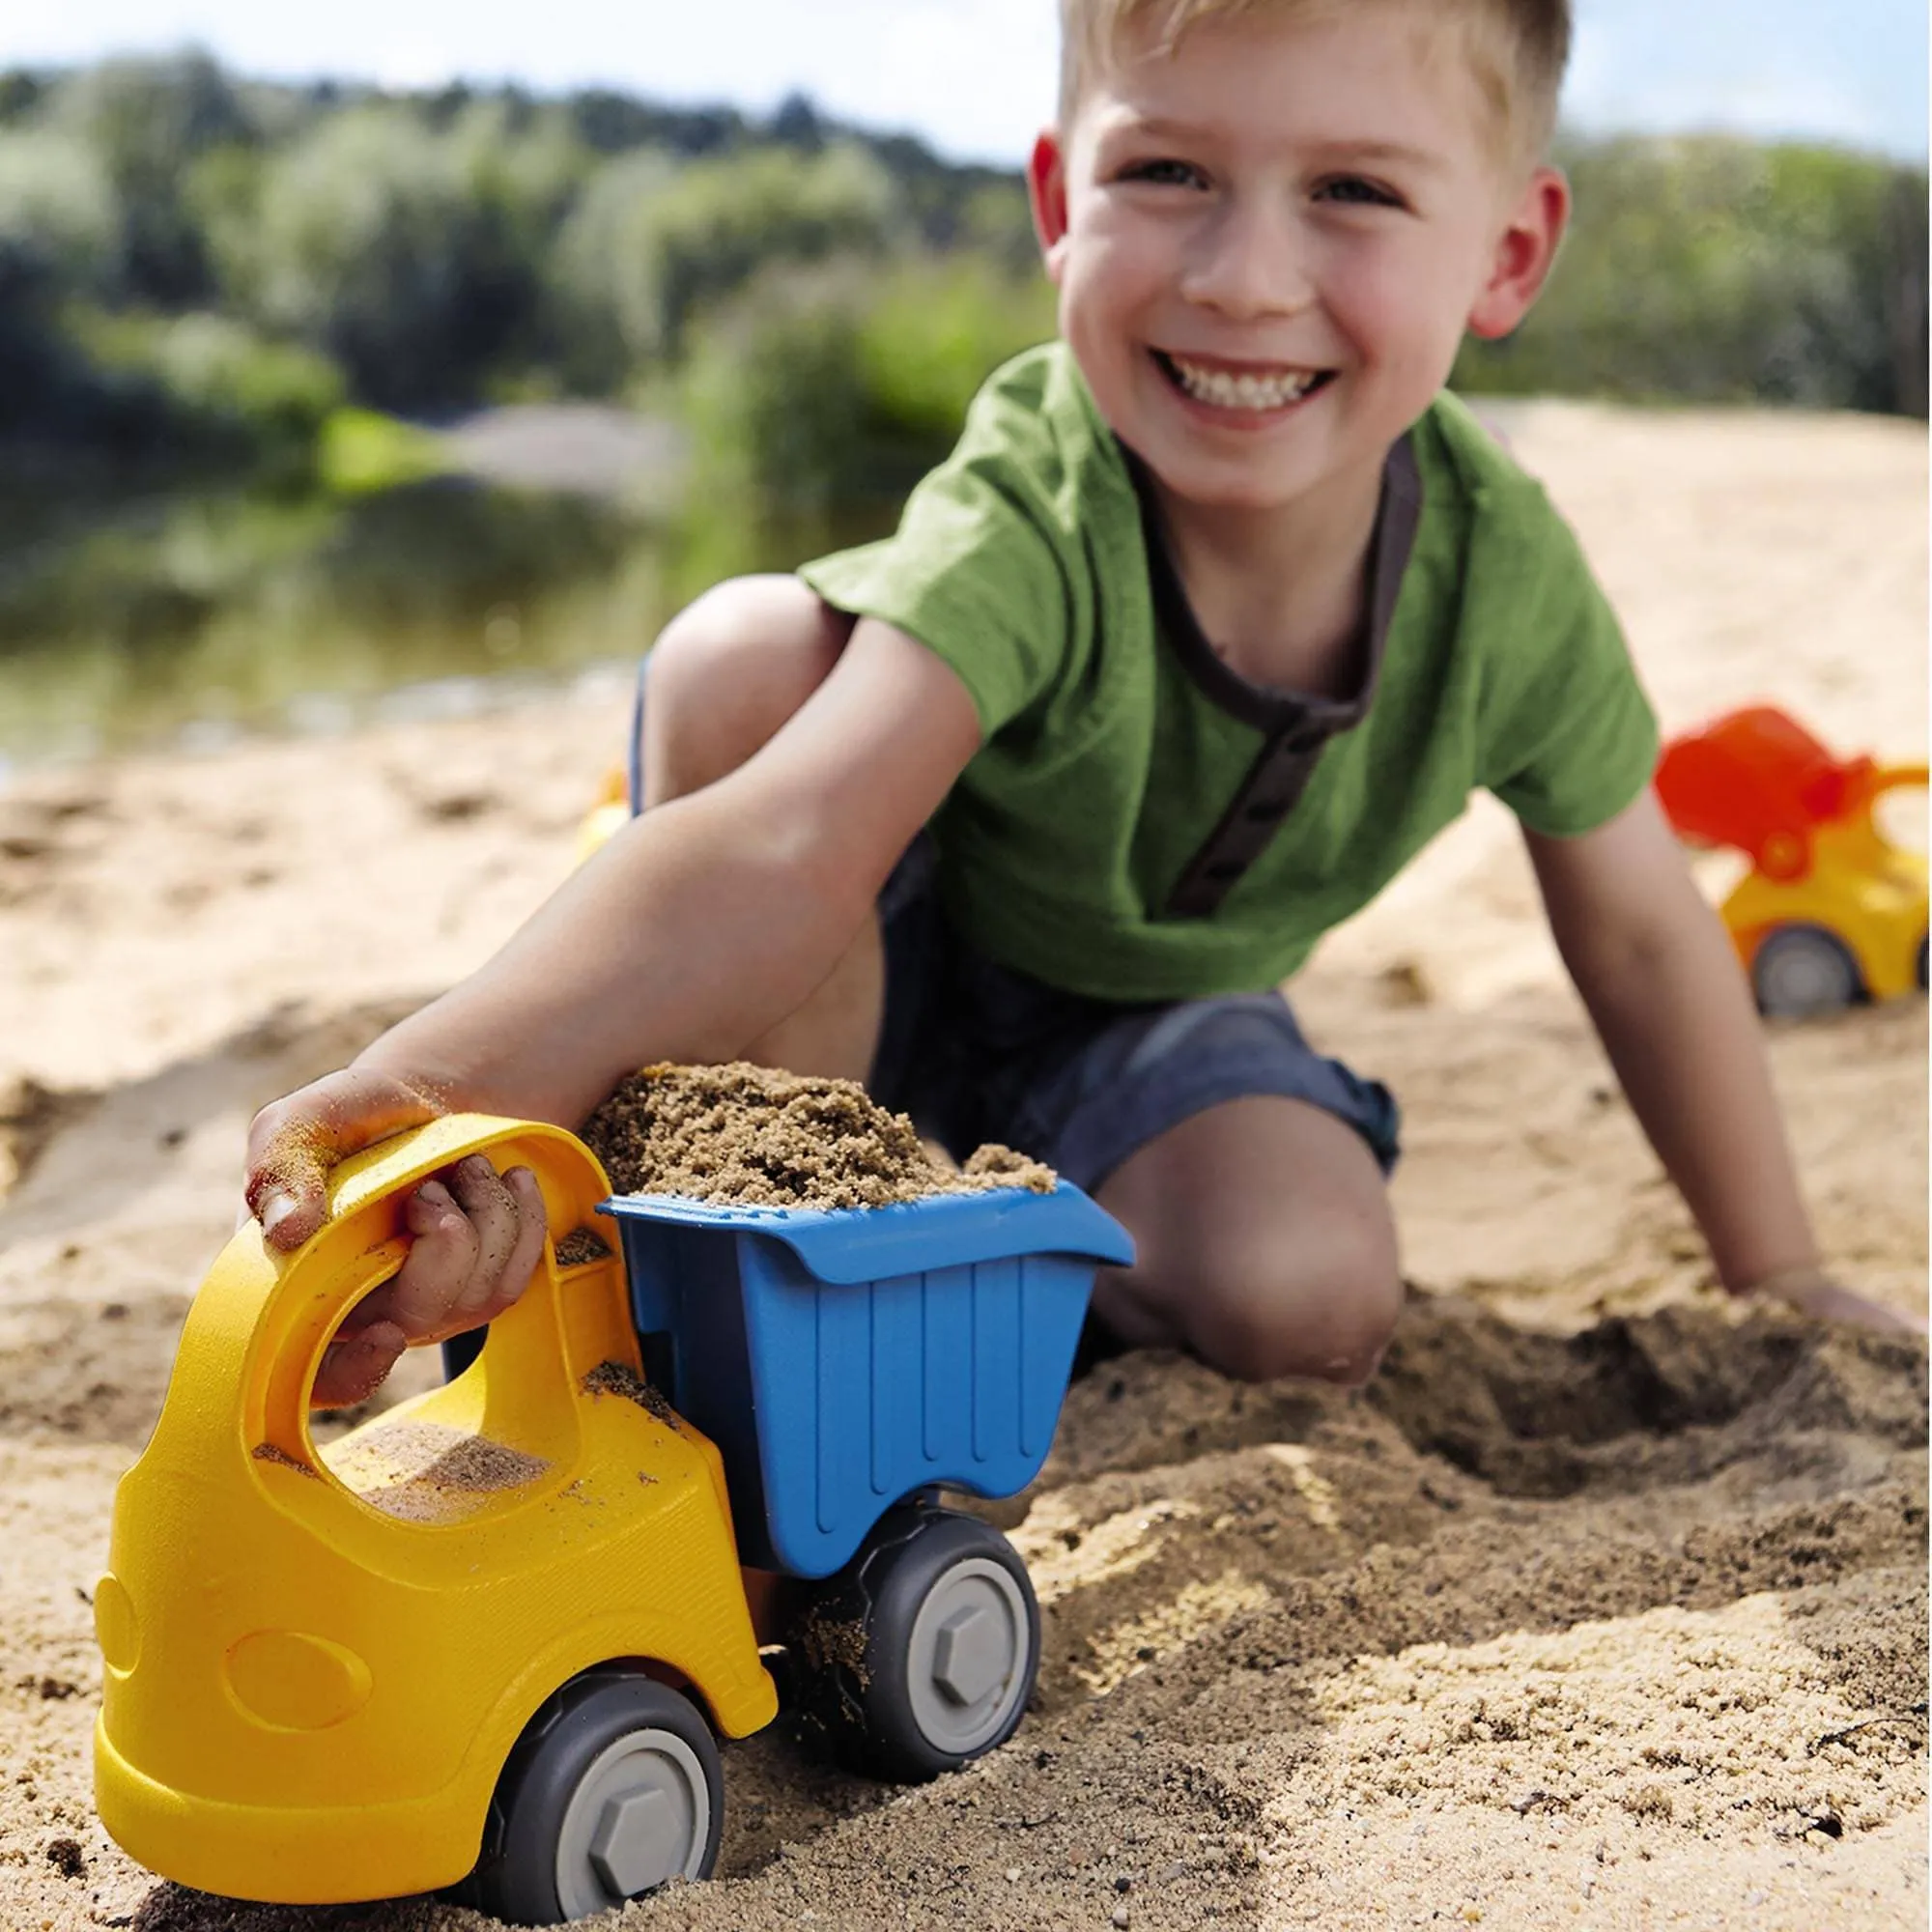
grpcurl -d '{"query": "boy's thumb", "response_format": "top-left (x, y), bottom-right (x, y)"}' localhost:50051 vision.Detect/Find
top-left (256, 1186), bottom-right (314, 1249)
top-left (244, 1070), bottom-right (444, 1252)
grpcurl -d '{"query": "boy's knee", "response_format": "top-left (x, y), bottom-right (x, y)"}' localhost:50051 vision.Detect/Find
top-left (642, 575), bottom-right (855, 799)
top-left (1190, 1216), bottom-right (1404, 1387)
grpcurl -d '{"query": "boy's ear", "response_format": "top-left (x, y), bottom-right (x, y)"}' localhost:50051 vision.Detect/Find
top-left (1466, 165), bottom-right (1570, 341)
top-left (1027, 128), bottom-right (1072, 282)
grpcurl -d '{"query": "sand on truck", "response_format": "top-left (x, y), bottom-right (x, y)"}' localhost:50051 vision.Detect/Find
top-left (0, 398), bottom-right (1924, 1930)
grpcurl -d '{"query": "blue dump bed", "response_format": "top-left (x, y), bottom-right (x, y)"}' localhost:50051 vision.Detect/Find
top-left (600, 1185), bottom-right (1135, 1577)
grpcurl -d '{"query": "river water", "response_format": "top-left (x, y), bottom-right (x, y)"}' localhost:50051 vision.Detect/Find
top-left (0, 468), bottom-right (876, 781)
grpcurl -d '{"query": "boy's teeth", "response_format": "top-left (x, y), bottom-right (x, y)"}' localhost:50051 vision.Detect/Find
top-left (1166, 355), bottom-right (1319, 410)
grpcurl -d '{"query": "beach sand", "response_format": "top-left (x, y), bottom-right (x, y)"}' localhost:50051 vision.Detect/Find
top-left (0, 399), bottom-right (1924, 1930)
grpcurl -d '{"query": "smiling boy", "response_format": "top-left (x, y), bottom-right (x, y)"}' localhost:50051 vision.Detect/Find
top-left (247, 0), bottom-right (1912, 1411)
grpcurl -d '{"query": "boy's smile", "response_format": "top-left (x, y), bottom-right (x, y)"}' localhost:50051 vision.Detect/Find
top-left (1154, 350), bottom-right (1333, 419)
top-left (1030, 6), bottom-right (1567, 528)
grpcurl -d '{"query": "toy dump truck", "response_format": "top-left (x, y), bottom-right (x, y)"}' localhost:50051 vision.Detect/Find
top-left (1656, 704), bottom-right (1927, 1017)
top-left (94, 1115), bottom-right (1132, 1925)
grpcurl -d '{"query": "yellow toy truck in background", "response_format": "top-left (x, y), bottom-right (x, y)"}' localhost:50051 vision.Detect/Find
top-left (1656, 705), bottom-right (1927, 1017)
top-left (94, 1113), bottom-right (1132, 1924)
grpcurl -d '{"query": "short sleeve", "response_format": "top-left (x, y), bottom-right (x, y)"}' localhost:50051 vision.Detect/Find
top-left (1482, 497), bottom-right (1661, 838)
top-left (798, 356), bottom-right (1082, 741)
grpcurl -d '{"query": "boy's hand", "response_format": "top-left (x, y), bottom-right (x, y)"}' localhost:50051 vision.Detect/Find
top-left (308, 1153), bottom-right (547, 1408)
top-left (244, 1069), bottom-right (549, 1409)
top-left (1748, 1266), bottom-right (1928, 1337)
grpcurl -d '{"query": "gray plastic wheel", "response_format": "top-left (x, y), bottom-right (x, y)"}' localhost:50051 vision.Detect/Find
top-left (1751, 923), bottom-right (1862, 1017)
top-left (459, 1670), bottom-right (723, 1925)
top-left (903, 1553), bottom-right (1034, 1759)
top-left (788, 1505), bottom-right (1039, 1781)
top-left (552, 1719), bottom-right (713, 1918)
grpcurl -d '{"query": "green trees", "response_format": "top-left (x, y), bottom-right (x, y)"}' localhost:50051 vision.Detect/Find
top-left (0, 122), bottom-right (115, 293)
top-left (43, 51), bottom-right (246, 303)
top-left (237, 101), bottom-right (582, 408)
top-left (682, 253), bottom-right (1056, 517)
top-left (1455, 136), bottom-right (1929, 417)
top-left (0, 54), bottom-right (1921, 479)
top-left (551, 142), bottom-right (898, 386)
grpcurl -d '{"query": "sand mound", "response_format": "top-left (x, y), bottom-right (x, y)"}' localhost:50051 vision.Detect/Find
top-left (0, 400), bottom-right (1922, 1929)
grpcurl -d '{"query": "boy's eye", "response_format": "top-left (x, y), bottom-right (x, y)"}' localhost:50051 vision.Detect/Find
top-left (1316, 175), bottom-right (1400, 208)
top-left (1121, 156), bottom-right (1207, 189)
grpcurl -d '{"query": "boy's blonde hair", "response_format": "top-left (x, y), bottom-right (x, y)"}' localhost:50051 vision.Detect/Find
top-left (1057, 0), bottom-right (1571, 166)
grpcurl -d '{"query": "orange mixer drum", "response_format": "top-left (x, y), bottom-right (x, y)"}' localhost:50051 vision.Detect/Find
top-left (1654, 705), bottom-right (1877, 882)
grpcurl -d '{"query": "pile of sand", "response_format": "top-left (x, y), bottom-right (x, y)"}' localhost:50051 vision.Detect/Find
top-left (582, 1061), bottom-right (1054, 1208)
top-left (320, 1420), bottom-right (551, 1525)
top-left (0, 398), bottom-right (1922, 1931)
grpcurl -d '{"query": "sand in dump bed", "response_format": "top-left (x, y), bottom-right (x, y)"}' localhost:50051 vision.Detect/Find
top-left (0, 401), bottom-right (1923, 1931)
top-left (581, 1061), bottom-right (1055, 1208)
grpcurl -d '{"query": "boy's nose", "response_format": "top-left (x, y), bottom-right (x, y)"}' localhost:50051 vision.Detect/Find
top-left (1179, 198), bottom-right (1315, 320)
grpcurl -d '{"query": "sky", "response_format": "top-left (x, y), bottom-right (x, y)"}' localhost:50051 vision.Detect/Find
top-left (0, 0), bottom-right (1923, 167)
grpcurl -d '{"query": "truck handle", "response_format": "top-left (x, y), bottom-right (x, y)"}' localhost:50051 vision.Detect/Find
top-left (218, 1116), bottom-right (618, 1471)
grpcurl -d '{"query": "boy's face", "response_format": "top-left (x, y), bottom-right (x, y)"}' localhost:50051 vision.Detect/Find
top-left (1030, 6), bottom-right (1568, 517)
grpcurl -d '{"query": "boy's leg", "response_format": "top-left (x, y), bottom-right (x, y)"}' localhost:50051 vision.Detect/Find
top-left (953, 972), bottom-right (1405, 1387)
top-left (638, 573), bottom-right (880, 1081)
top-left (1090, 1094), bottom-right (1403, 1385)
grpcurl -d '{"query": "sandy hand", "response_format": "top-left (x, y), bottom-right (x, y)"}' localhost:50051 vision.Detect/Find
top-left (245, 1067), bottom-right (451, 1249)
top-left (244, 1071), bottom-right (549, 1408)
top-left (1753, 1267), bottom-right (1927, 1337)
top-left (311, 1154), bottom-right (548, 1408)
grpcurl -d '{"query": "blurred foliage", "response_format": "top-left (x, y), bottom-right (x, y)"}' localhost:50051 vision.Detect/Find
top-left (71, 308), bottom-right (344, 453)
top-left (0, 54), bottom-right (1920, 488)
top-left (0, 123), bottom-right (117, 291)
top-left (1456, 136), bottom-right (1929, 414)
top-left (553, 141), bottom-right (897, 384)
top-left (317, 406), bottom-right (452, 495)
top-left (228, 100), bottom-right (585, 409)
top-left (683, 254), bottom-right (1056, 522)
top-left (43, 53), bottom-right (248, 303)
top-left (3, 57), bottom-right (1924, 763)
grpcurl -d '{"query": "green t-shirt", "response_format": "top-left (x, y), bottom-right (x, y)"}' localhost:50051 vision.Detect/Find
top-left (800, 342), bottom-right (1659, 1002)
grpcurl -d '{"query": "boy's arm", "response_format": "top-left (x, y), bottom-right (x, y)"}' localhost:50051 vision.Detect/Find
top-left (349, 614), bottom-right (981, 1122)
top-left (1523, 788), bottom-right (1922, 1333)
top-left (245, 617), bottom-right (981, 1405)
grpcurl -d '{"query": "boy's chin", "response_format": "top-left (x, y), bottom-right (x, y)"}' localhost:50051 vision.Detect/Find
top-left (1139, 448), bottom-right (1350, 517)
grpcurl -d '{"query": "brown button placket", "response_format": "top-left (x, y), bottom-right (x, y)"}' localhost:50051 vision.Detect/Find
top-left (1166, 724), bottom-right (1334, 916)
top-left (1126, 437), bottom-right (1425, 922)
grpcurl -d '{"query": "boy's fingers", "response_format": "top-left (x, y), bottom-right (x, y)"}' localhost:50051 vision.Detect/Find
top-left (351, 1166), bottom-right (547, 1376)
top-left (473, 1168), bottom-right (548, 1323)
top-left (244, 1071), bottom-right (442, 1251)
top-left (372, 1178), bottom-right (481, 1340)
top-left (306, 1161), bottom-right (546, 1406)
top-left (445, 1155), bottom-right (525, 1319)
top-left (311, 1319), bottom-right (407, 1410)
top-left (1763, 1273), bottom-right (1928, 1335)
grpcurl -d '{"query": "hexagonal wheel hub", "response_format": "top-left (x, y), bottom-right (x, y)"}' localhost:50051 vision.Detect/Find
top-left (554, 1726), bottom-right (712, 1917)
top-left (589, 1785), bottom-right (678, 1898)
top-left (905, 1554), bottom-right (1034, 1756)
top-left (932, 1603), bottom-right (1008, 1707)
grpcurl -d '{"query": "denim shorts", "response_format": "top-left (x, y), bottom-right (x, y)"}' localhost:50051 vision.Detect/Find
top-left (869, 837), bottom-right (1400, 1195)
top-left (622, 665), bottom-right (1398, 1195)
